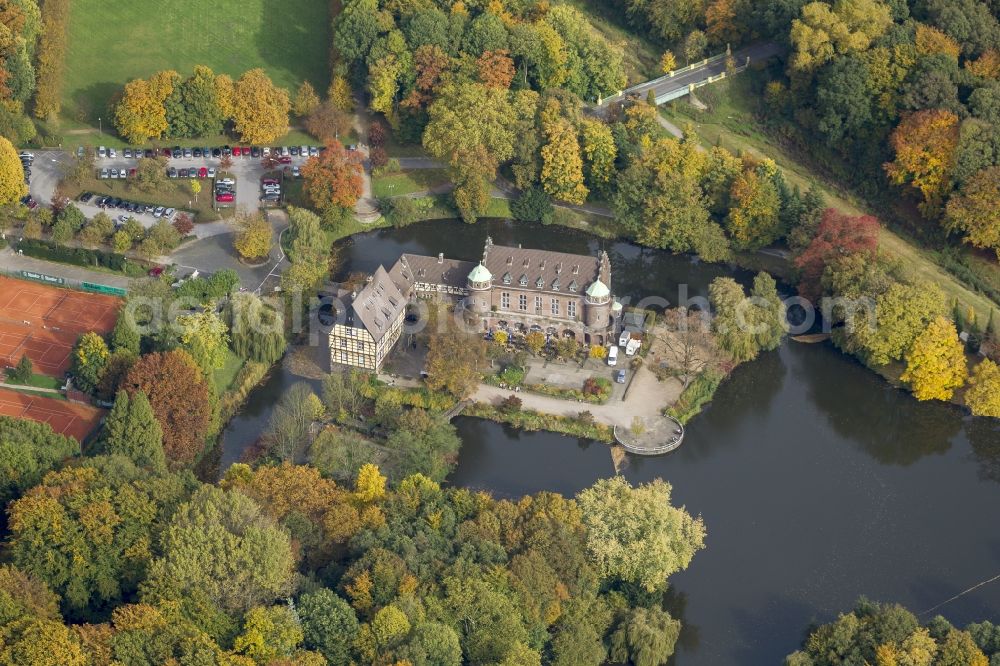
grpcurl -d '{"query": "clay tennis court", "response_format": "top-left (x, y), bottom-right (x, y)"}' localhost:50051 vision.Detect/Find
top-left (0, 276), bottom-right (121, 376)
top-left (0, 387), bottom-right (103, 441)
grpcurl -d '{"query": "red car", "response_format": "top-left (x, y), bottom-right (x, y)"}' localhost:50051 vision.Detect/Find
top-left (198, 167), bottom-right (208, 178)
top-left (161, 148), bottom-right (172, 157)
top-left (278, 155), bottom-right (291, 164)
top-left (232, 147), bottom-right (241, 157)
top-left (216, 193), bottom-right (234, 202)
top-left (128, 168), bottom-right (136, 178)
top-left (262, 178), bottom-right (278, 186)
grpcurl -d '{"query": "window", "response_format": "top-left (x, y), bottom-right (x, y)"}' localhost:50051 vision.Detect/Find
top-left (551, 298), bottom-right (559, 316)
top-left (501, 292), bottom-right (510, 309)
top-left (519, 294), bottom-right (527, 311)
top-left (519, 274), bottom-right (528, 286)
top-left (568, 301), bottom-right (577, 318)
top-left (535, 296), bottom-right (542, 313)
top-left (502, 272), bottom-right (512, 285)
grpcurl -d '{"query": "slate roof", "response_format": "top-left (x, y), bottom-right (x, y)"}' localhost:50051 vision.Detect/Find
top-left (482, 242), bottom-right (606, 294)
top-left (390, 254), bottom-right (476, 291)
top-left (349, 265), bottom-right (406, 342)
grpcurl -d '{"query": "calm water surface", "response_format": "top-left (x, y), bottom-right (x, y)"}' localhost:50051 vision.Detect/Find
top-left (222, 219), bottom-right (1000, 664)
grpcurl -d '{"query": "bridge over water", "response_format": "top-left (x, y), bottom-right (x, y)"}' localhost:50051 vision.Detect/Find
top-left (595, 42), bottom-right (783, 108)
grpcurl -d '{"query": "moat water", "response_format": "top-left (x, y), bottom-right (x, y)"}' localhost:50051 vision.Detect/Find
top-left (220, 219), bottom-right (1000, 664)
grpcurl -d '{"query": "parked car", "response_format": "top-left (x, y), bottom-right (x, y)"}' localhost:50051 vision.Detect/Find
top-left (123, 148), bottom-right (132, 159)
top-left (289, 146), bottom-right (299, 156)
top-left (99, 168), bottom-right (109, 179)
top-left (167, 167), bottom-right (178, 178)
top-left (19, 151), bottom-right (34, 160)
top-left (108, 148), bottom-right (117, 158)
top-left (216, 193), bottom-right (234, 202)
top-left (207, 167), bottom-right (217, 178)
top-left (188, 169), bottom-right (197, 178)
top-left (162, 148), bottom-right (172, 157)
top-left (218, 177), bottom-right (235, 186)
top-left (193, 148), bottom-right (202, 158)
top-left (291, 166), bottom-right (300, 178)
top-left (232, 147), bottom-right (241, 157)
top-left (222, 146), bottom-right (231, 157)
top-left (20, 195), bottom-right (36, 209)
top-left (78, 192), bottom-right (94, 203)
top-left (198, 167), bottom-right (208, 178)
top-left (153, 206), bottom-right (165, 218)
top-left (278, 155), bottom-right (291, 164)
top-left (110, 168), bottom-right (120, 179)
top-left (128, 168), bottom-right (136, 178)
top-left (262, 178), bottom-right (278, 186)
top-left (308, 146), bottom-right (318, 157)
top-left (179, 168), bottom-right (189, 177)
top-left (97, 146), bottom-right (106, 158)
top-left (144, 149), bottom-right (155, 158)
top-left (615, 369), bottom-right (626, 384)
top-left (212, 148), bottom-right (222, 158)
top-left (262, 147), bottom-right (271, 156)
top-left (183, 148), bottom-right (192, 158)
top-left (299, 145), bottom-right (308, 156)
top-left (203, 147), bottom-right (212, 158)
top-left (163, 207), bottom-right (175, 218)
top-left (607, 345), bottom-right (619, 366)
top-left (250, 146), bottom-right (261, 158)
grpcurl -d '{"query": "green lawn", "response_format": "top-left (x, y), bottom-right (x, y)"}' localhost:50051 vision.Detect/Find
top-left (2, 373), bottom-right (62, 390)
top-left (62, 173), bottom-right (229, 222)
top-left (372, 169), bottom-right (450, 198)
top-left (62, 0), bottom-right (332, 128)
top-left (213, 349), bottom-right (243, 394)
top-left (660, 78), bottom-right (1000, 324)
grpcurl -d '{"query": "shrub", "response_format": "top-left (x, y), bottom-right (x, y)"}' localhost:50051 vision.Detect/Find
top-left (666, 371), bottom-right (725, 424)
top-left (17, 238), bottom-right (128, 271)
top-left (499, 395), bottom-right (522, 413)
top-left (370, 146), bottom-right (388, 169)
top-left (511, 187), bottom-right (553, 225)
top-left (369, 120), bottom-right (387, 147)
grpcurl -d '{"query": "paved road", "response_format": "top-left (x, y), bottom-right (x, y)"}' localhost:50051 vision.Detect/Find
top-left (598, 42), bottom-right (783, 107)
top-left (28, 149), bottom-right (315, 230)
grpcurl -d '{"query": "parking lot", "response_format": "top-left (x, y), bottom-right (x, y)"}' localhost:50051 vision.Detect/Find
top-left (28, 146), bottom-right (315, 226)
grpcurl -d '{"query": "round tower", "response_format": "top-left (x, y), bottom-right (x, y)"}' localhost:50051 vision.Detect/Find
top-left (584, 279), bottom-right (611, 329)
top-left (467, 262), bottom-right (493, 315)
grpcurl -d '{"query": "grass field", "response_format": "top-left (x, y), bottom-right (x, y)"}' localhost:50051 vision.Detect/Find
top-left (372, 169), bottom-right (449, 198)
top-left (62, 0), bottom-right (331, 127)
top-left (212, 349), bottom-right (243, 394)
top-left (660, 77), bottom-right (1000, 324)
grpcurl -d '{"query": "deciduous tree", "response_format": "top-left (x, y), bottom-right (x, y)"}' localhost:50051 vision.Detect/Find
top-left (298, 588), bottom-right (360, 666)
top-left (576, 476), bottom-right (705, 592)
top-left (966, 359), bottom-right (1000, 417)
top-left (725, 163), bottom-right (783, 250)
top-left (609, 607), bottom-right (681, 666)
top-left (123, 349), bottom-right (211, 468)
top-left (477, 49), bottom-right (515, 89)
top-left (72, 331), bottom-right (109, 393)
top-left (0, 416), bottom-right (78, 505)
top-left (293, 81), bottom-right (320, 116)
top-left (177, 310), bottom-right (229, 374)
top-left (540, 112), bottom-right (588, 204)
top-left (114, 77), bottom-right (169, 143)
top-left (301, 139), bottom-right (364, 211)
top-left (231, 68), bottom-right (290, 144)
top-left (885, 109), bottom-right (960, 214)
top-left (793, 209), bottom-right (880, 300)
top-left (901, 316), bottom-right (968, 401)
top-left (424, 314), bottom-right (486, 399)
top-left (0, 134), bottom-right (26, 204)
top-left (233, 212), bottom-right (273, 260)
top-left (580, 118), bottom-right (616, 195)
top-left (944, 166), bottom-right (1000, 258)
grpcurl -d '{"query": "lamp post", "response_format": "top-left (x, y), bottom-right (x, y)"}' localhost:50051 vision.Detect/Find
top-left (98, 116), bottom-right (102, 137)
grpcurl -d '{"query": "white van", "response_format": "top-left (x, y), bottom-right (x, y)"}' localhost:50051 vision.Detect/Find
top-left (619, 330), bottom-right (631, 347)
top-left (625, 338), bottom-right (641, 356)
top-left (607, 345), bottom-right (619, 366)
top-left (98, 146), bottom-right (107, 158)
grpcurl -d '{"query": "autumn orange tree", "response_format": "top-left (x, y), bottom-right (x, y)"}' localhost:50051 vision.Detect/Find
top-left (884, 109), bottom-right (960, 215)
top-left (477, 50), bottom-right (515, 89)
top-left (301, 139), bottom-right (364, 212)
top-left (123, 349), bottom-right (211, 468)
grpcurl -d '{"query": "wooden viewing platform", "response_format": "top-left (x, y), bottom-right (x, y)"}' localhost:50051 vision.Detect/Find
top-left (614, 415), bottom-right (685, 455)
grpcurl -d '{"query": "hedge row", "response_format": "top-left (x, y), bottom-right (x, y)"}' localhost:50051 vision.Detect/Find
top-left (359, 380), bottom-right (458, 412)
top-left (34, 0), bottom-right (71, 119)
top-left (665, 370), bottom-right (725, 425)
top-left (17, 238), bottom-right (128, 272)
top-left (465, 402), bottom-right (614, 442)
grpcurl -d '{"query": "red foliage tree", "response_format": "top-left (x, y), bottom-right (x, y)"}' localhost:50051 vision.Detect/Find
top-left (402, 45), bottom-right (450, 110)
top-left (300, 139), bottom-right (364, 211)
top-left (172, 213), bottom-right (194, 236)
top-left (370, 146), bottom-right (388, 169)
top-left (794, 209), bottom-right (880, 300)
top-left (477, 50), bottom-right (515, 89)
top-left (368, 120), bottom-right (387, 148)
top-left (123, 349), bottom-right (211, 468)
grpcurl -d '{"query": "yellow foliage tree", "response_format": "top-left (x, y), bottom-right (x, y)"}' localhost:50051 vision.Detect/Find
top-left (540, 111), bottom-right (588, 205)
top-left (790, 0), bottom-right (892, 76)
top-left (967, 50), bottom-right (1000, 79)
top-left (215, 73), bottom-right (236, 118)
top-left (293, 81), bottom-right (320, 116)
top-left (231, 69), bottom-right (290, 144)
top-left (901, 316), bottom-right (968, 401)
top-left (0, 135), bottom-right (27, 204)
top-left (660, 51), bottom-right (677, 74)
top-left (915, 24), bottom-right (960, 61)
top-left (114, 78), bottom-right (169, 144)
top-left (327, 74), bottom-right (355, 112)
top-left (233, 213), bottom-right (273, 261)
top-left (355, 463), bottom-right (386, 502)
top-left (884, 109), bottom-right (959, 214)
top-left (965, 358), bottom-right (1000, 417)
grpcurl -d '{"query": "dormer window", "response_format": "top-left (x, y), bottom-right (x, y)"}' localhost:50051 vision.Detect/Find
top-left (568, 280), bottom-right (578, 292)
top-left (502, 272), bottom-right (512, 285)
top-left (552, 278), bottom-right (560, 291)
top-left (518, 274), bottom-right (527, 286)
top-left (535, 276), bottom-right (544, 288)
